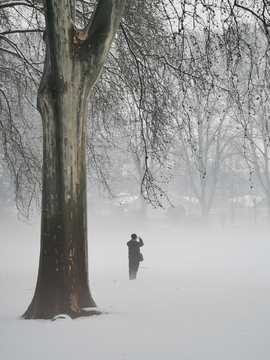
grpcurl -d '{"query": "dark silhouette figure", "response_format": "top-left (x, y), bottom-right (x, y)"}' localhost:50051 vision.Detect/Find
top-left (127, 234), bottom-right (144, 280)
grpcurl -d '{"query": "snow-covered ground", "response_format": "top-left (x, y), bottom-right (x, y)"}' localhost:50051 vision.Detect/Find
top-left (1, 217), bottom-right (270, 360)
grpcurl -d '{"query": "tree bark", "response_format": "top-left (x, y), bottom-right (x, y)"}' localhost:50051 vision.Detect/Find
top-left (23, 0), bottom-right (126, 319)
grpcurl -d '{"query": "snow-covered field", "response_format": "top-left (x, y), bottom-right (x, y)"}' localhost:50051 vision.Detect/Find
top-left (1, 217), bottom-right (270, 360)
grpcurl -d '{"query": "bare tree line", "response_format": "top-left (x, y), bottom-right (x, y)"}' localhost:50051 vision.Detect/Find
top-left (85, 1), bottom-right (270, 223)
top-left (1, 1), bottom-right (270, 222)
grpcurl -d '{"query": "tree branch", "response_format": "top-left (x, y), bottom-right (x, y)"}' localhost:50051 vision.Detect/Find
top-left (85, 0), bottom-right (126, 60)
top-left (0, 0), bottom-right (42, 10)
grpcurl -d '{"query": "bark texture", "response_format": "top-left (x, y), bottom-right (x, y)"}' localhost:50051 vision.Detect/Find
top-left (23, 0), bottom-right (126, 319)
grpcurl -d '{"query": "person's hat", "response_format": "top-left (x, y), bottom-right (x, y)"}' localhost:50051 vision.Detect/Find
top-left (131, 233), bottom-right (137, 239)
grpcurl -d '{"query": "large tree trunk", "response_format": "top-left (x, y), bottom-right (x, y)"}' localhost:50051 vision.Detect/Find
top-left (23, 0), bottom-right (125, 320)
top-left (24, 69), bottom-right (94, 319)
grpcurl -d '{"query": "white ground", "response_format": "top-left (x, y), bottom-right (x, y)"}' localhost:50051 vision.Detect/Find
top-left (0, 217), bottom-right (270, 360)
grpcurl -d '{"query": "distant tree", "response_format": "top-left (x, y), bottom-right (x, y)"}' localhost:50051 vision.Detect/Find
top-left (0, 157), bottom-right (15, 217)
top-left (172, 82), bottom-right (238, 223)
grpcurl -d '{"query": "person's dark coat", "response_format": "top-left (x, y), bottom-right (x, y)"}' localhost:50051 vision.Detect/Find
top-left (127, 237), bottom-right (144, 261)
top-left (127, 237), bottom-right (144, 280)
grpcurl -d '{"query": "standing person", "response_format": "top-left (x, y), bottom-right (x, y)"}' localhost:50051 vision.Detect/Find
top-left (127, 233), bottom-right (144, 280)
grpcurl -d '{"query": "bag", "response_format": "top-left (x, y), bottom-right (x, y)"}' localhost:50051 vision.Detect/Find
top-left (139, 253), bottom-right (144, 262)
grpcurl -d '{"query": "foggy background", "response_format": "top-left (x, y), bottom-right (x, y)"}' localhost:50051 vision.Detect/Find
top-left (1, 204), bottom-right (270, 359)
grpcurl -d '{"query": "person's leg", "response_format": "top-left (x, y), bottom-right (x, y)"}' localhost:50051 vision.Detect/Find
top-left (133, 261), bottom-right (140, 279)
top-left (129, 261), bottom-right (135, 280)
top-left (129, 260), bottom-right (138, 280)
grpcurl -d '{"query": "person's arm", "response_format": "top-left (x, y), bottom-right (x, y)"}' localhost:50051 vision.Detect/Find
top-left (138, 237), bottom-right (144, 247)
